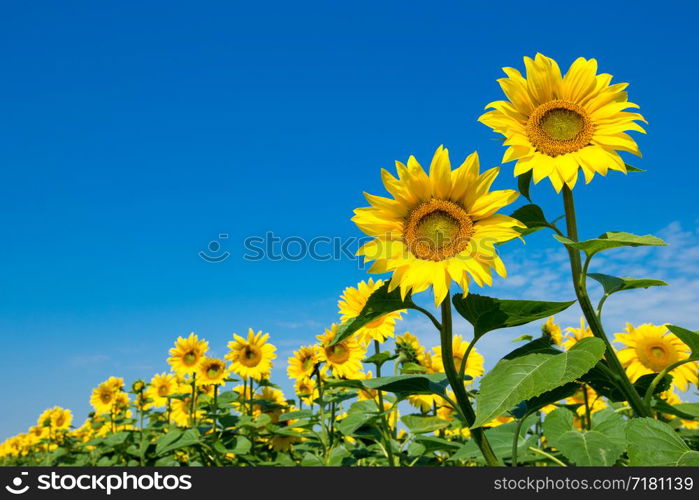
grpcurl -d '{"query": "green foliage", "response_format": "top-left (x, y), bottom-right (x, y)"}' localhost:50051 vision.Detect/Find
top-left (473, 338), bottom-right (605, 427)
top-left (626, 418), bottom-right (699, 466)
top-left (554, 232), bottom-right (667, 258)
top-left (452, 294), bottom-right (576, 340)
top-left (543, 408), bottom-right (626, 465)
top-left (587, 273), bottom-right (667, 295)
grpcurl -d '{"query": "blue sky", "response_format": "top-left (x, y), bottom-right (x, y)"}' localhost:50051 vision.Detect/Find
top-left (2, 1), bottom-right (698, 439)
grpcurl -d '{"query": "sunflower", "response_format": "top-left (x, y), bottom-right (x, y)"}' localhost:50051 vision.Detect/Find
top-left (338, 278), bottom-right (404, 344)
top-left (197, 357), bottom-right (229, 386)
top-left (294, 377), bottom-right (318, 406)
top-left (49, 408), bottom-right (72, 430)
top-left (615, 323), bottom-right (698, 391)
top-left (542, 316), bottom-right (563, 346)
top-left (287, 345), bottom-right (321, 380)
top-left (353, 146), bottom-right (523, 306)
top-left (253, 387), bottom-right (287, 423)
top-left (90, 379), bottom-right (122, 415)
top-left (170, 396), bottom-right (201, 428)
top-left (395, 332), bottom-right (426, 366)
top-left (479, 53), bottom-right (646, 192)
top-left (431, 335), bottom-right (485, 381)
top-left (168, 333), bottom-right (209, 376)
top-left (408, 393), bottom-right (439, 413)
top-left (146, 373), bottom-right (178, 408)
top-left (562, 317), bottom-right (594, 350)
top-left (316, 324), bottom-right (366, 378)
top-left (226, 329), bottom-right (277, 381)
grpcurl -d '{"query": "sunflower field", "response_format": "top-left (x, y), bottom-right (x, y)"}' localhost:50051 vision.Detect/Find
top-left (2, 54), bottom-right (698, 468)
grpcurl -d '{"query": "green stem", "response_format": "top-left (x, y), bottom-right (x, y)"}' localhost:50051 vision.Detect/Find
top-left (213, 385), bottom-right (219, 432)
top-left (440, 299), bottom-right (501, 466)
top-left (561, 186), bottom-right (651, 418)
top-left (315, 369), bottom-right (329, 460)
top-left (582, 384), bottom-right (591, 430)
top-left (458, 337), bottom-right (476, 381)
top-left (643, 358), bottom-right (698, 408)
top-left (511, 415), bottom-right (528, 467)
top-left (189, 374), bottom-right (197, 428)
top-left (528, 446), bottom-right (567, 467)
top-left (373, 340), bottom-right (396, 466)
top-left (412, 305), bottom-right (442, 331)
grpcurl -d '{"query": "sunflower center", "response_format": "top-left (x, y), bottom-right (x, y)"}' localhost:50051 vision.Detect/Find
top-left (239, 345), bottom-right (262, 367)
top-left (638, 341), bottom-right (677, 372)
top-left (404, 199), bottom-right (473, 261)
top-left (527, 100), bottom-right (593, 157)
top-left (100, 392), bottom-right (112, 404)
top-left (183, 351), bottom-right (198, 366)
top-left (326, 343), bottom-right (350, 364)
top-left (207, 365), bottom-right (222, 378)
top-left (301, 355), bottom-right (315, 371)
top-left (158, 385), bottom-right (168, 397)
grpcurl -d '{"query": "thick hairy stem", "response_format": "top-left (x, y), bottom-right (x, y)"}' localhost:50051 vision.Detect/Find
top-left (561, 187), bottom-right (650, 417)
top-left (440, 300), bottom-right (501, 466)
top-left (373, 340), bottom-right (396, 466)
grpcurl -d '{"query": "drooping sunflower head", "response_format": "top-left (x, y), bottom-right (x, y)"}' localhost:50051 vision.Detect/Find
top-left (226, 328), bottom-right (277, 381)
top-left (353, 147), bottom-right (523, 306)
top-left (168, 333), bottom-right (209, 376)
top-left (169, 396), bottom-right (201, 428)
top-left (316, 324), bottom-right (366, 379)
top-left (287, 345), bottom-right (320, 380)
top-left (479, 53), bottom-right (646, 192)
top-left (615, 323), bottom-right (698, 391)
top-left (294, 376), bottom-right (318, 405)
top-left (338, 278), bottom-right (405, 344)
top-left (542, 316), bottom-right (563, 346)
top-left (197, 357), bottom-right (230, 386)
top-left (562, 317), bottom-right (594, 350)
top-left (395, 331), bottom-right (426, 366)
top-left (146, 373), bottom-right (178, 408)
top-left (432, 335), bottom-right (484, 382)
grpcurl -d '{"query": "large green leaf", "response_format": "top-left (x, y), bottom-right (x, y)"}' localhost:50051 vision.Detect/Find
top-left (511, 382), bottom-right (579, 418)
top-left (473, 338), bottom-right (605, 427)
top-left (554, 232), bottom-right (666, 258)
top-left (583, 368), bottom-right (671, 402)
top-left (363, 374), bottom-right (451, 396)
top-left (155, 429), bottom-right (200, 456)
top-left (331, 281), bottom-right (412, 346)
top-left (452, 294), bottom-right (576, 339)
top-left (510, 204), bottom-right (549, 236)
top-left (587, 273), bottom-right (667, 295)
top-left (627, 418), bottom-right (699, 466)
top-left (667, 325), bottom-right (699, 357)
top-left (337, 412), bottom-right (377, 435)
top-left (543, 408), bottom-right (626, 466)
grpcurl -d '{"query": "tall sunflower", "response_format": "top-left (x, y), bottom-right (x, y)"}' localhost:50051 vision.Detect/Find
top-left (316, 324), bottom-right (366, 378)
top-left (168, 333), bottom-right (209, 376)
top-left (338, 278), bottom-right (404, 344)
top-left (615, 323), bottom-right (698, 391)
top-left (226, 329), bottom-right (277, 381)
top-left (170, 396), bottom-right (201, 428)
top-left (287, 345), bottom-right (321, 380)
top-left (479, 53), bottom-right (646, 192)
top-left (146, 373), bottom-right (178, 408)
top-left (196, 357), bottom-right (229, 386)
top-left (90, 379), bottom-right (123, 415)
top-left (432, 335), bottom-right (484, 381)
top-left (353, 146), bottom-right (523, 306)
top-left (49, 408), bottom-right (72, 431)
top-left (294, 376), bottom-right (319, 406)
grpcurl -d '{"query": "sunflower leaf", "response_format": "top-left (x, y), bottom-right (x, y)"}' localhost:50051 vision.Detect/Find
top-left (452, 294), bottom-right (576, 339)
top-left (401, 415), bottom-right (450, 434)
top-left (543, 408), bottom-right (626, 466)
top-left (666, 325), bottom-right (699, 358)
top-left (587, 273), bottom-right (668, 295)
top-left (331, 281), bottom-right (412, 346)
top-left (627, 418), bottom-right (699, 466)
top-left (625, 163), bottom-right (646, 173)
top-left (473, 338), bottom-right (605, 427)
top-left (363, 350), bottom-right (399, 367)
top-left (554, 232), bottom-right (667, 258)
top-left (363, 373), bottom-right (452, 396)
top-left (510, 203), bottom-right (549, 236)
top-left (517, 170), bottom-right (533, 201)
